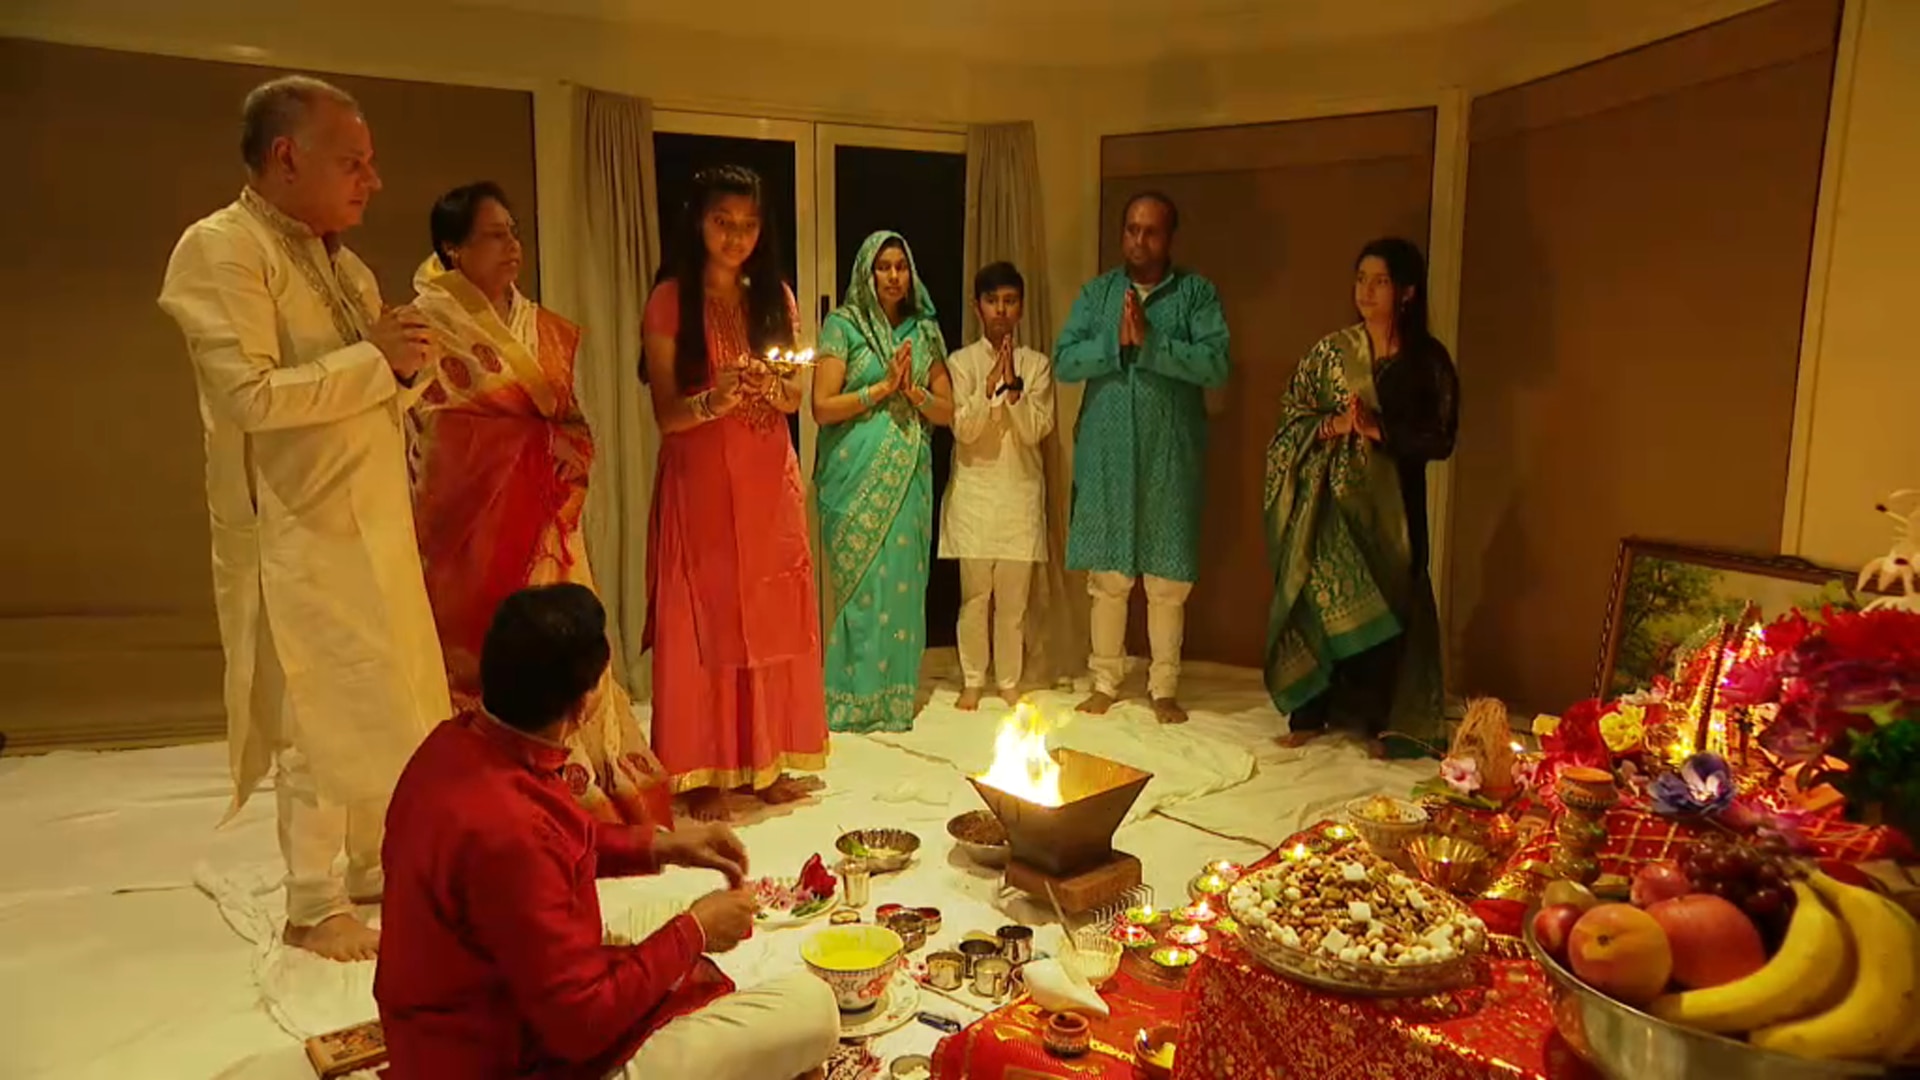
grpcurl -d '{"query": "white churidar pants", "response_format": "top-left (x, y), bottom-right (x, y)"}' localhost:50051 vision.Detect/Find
top-left (610, 904), bottom-right (841, 1080)
top-left (957, 558), bottom-right (1034, 692)
top-left (1086, 571), bottom-right (1192, 701)
top-left (257, 615), bottom-right (387, 928)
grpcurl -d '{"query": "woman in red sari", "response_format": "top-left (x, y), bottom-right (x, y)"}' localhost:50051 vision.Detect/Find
top-left (407, 181), bottom-right (670, 828)
top-left (641, 165), bottom-right (829, 821)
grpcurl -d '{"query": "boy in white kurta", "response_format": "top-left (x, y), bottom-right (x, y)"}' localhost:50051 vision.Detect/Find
top-left (939, 262), bottom-right (1055, 709)
top-left (158, 77), bottom-right (450, 961)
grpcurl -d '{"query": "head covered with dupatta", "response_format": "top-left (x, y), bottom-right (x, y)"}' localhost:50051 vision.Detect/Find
top-left (836, 230), bottom-right (944, 373)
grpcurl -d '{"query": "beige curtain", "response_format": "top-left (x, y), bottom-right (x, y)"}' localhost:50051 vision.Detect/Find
top-left (571, 86), bottom-right (662, 697)
top-left (964, 121), bottom-right (1085, 687)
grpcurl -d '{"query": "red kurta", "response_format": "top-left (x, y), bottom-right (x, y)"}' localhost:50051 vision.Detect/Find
top-left (375, 712), bottom-right (733, 1079)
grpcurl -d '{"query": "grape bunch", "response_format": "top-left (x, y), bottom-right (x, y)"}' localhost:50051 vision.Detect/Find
top-left (1679, 835), bottom-right (1802, 945)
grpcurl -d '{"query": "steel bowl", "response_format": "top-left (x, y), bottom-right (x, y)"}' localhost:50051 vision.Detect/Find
top-left (836, 828), bottom-right (922, 874)
top-left (1523, 912), bottom-right (1907, 1078)
top-left (946, 811), bottom-right (1010, 868)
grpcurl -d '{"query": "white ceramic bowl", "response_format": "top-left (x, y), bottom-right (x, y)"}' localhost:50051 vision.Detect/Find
top-left (801, 924), bottom-right (905, 1012)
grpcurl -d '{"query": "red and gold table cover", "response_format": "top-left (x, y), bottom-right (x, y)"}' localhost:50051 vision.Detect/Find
top-left (928, 968), bottom-right (1182, 1080)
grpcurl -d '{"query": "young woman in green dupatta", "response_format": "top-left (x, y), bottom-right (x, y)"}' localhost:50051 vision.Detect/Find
top-left (1265, 237), bottom-right (1458, 757)
top-left (811, 232), bottom-right (955, 733)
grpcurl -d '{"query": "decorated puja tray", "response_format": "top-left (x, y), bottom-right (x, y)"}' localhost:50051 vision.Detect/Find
top-left (1227, 844), bottom-right (1488, 996)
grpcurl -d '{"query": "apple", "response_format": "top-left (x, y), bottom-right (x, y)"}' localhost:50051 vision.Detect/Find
top-left (1645, 894), bottom-right (1766, 989)
top-left (1568, 904), bottom-right (1674, 1006)
top-left (1541, 879), bottom-right (1600, 912)
top-left (1630, 863), bottom-right (1692, 908)
top-left (1531, 904), bottom-right (1585, 963)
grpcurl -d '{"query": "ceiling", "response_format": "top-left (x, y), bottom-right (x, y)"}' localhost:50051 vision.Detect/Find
top-left (451, 0), bottom-right (1533, 65)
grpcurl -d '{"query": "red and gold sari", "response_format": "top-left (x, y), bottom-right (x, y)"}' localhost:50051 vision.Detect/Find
top-left (408, 256), bottom-right (670, 828)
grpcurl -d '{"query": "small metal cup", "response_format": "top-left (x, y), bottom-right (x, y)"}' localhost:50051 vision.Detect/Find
top-left (971, 955), bottom-right (1013, 998)
top-left (835, 858), bottom-right (872, 907)
top-left (996, 924), bottom-right (1034, 966)
top-left (926, 951), bottom-right (966, 991)
top-left (885, 911), bottom-right (928, 952)
top-left (958, 939), bottom-right (1000, 975)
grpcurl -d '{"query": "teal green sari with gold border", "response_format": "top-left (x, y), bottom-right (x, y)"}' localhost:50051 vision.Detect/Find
top-left (813, 232), bottom-right (946, 733)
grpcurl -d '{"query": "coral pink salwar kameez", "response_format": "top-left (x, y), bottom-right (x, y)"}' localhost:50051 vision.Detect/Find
top-left (642, 281), bottom-right (829, 794)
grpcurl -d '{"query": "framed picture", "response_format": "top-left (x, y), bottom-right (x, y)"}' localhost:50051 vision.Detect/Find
top-left (1593, 539), bottom-right (1861, 699)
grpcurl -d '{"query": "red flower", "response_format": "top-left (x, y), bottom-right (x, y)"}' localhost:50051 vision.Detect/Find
top-left (1544, 699), bottom-right (1612, 769)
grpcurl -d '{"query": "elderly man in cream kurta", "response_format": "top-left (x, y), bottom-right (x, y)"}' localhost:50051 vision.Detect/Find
top-left (158, 76), bottom-right (449, 962)
top-left (939, 262), bottom-right (1055, 709)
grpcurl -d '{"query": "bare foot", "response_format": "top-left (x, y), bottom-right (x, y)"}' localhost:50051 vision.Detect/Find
top-left (684, 788), bottom-right (732, 822)
top-left (1151, 697), bottom-right (1189, 725)
top-left (1276, 730), bottom-right (1320, 748)
top-left (1367, 737), bottom-right (1389, 760)
top-left (284, 913), bottom-right (379, 962)
top-left (996, 686), bottom-right (1020, 705)
top-left (955, 687), bottom-right (984, 711)
top-left (1077, 691), bottom-right (1116, 715)
top-left (757, 774), bottom-right (823, 805)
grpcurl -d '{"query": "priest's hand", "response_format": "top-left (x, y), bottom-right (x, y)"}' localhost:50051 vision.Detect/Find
top-left (372, 305), bottom-right (435, 380)
top-left (656, 821), bottom-right (750, 886)
top-left (689, 889), bottom-right (758, 954)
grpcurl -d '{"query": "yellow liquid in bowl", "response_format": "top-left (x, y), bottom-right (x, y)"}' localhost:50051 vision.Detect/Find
top-left (803, 927), bottom-right (902, 971)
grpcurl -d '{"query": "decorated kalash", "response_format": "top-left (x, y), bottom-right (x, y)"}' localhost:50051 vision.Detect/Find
top-left (857, 567), bottom-right (1917, 1080)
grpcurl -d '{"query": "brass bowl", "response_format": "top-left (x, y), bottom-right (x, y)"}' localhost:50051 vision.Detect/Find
top-left (1407, 834), bottom-right (1494, 895)
top-left (836, 828), bottom-right (921, 874)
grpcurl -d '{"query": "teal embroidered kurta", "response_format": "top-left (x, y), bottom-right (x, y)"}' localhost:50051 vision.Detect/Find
top-left (1054, 268), bottom-right (1230, 583)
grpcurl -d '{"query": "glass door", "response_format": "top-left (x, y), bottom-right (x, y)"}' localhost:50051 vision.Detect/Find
top-left (813, 124), bottom-right (968, 646)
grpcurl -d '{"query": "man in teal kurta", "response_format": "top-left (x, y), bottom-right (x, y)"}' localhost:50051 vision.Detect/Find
top-left (1055, 192), bottom-right (1230, 724)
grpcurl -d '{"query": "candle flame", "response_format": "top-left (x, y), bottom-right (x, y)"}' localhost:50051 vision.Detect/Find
top-left (976, 703), bottom-right (1063, 807)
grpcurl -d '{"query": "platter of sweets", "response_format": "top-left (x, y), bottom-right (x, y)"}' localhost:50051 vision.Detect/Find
top-left (1227, 843), bottom-right (1488, 996)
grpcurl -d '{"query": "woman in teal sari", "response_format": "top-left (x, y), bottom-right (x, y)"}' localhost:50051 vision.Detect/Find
top-left (811, 231), bottom-right (955, 732)
top-left (1265, 238), bottom-right (1457, 756)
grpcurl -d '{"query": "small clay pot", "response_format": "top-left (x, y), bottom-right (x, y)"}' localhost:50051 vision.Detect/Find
top-left (1043, 1012), bottom-right (1091, 1058)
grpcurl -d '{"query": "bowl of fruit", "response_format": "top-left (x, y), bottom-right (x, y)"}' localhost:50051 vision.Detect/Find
top-left (1525, 838), bottom-right (1920, 1078)
top-left (750, 854), bottom-right (839, 928)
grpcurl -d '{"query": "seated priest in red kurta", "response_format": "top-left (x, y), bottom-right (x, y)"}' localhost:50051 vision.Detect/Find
top-left (374, 583), bottom-right (840, 1080)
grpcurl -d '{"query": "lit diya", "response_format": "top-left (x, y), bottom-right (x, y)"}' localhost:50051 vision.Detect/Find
top-left (1122, 904), bottom-right (1164, 929)
top-left (1187, 871), bottom-right (1232, 902)
top-left (1322, 823), bottom-right (1356, 843)
top-left (1203, 859), bottom-right (1245, 882)
top-left (1148, 946), bottom-right (1198, 970)
top-left (1174, 900), bottom-right (1219, 926)
top-left (1165, 923), bottom-right (1209, 947)
top-left (1111, 923), bottom-right (1157, 950)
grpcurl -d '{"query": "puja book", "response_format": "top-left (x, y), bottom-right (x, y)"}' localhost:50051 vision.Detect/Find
top-left (304, 1019), bottom-right (388, 1078)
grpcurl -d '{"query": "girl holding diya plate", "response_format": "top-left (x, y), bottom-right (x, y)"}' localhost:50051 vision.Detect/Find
top-left (641, 165), bottom-right (829, 821)
top-left (811, 231), bottom-right (955, 733)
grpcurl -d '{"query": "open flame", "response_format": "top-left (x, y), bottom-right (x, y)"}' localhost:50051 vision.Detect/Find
top-left (975, 703), bottom-right (1063, 807)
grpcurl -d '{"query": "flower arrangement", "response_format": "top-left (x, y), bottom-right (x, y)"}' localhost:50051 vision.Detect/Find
top-left (1722, 606), bottom-right (1920, 835)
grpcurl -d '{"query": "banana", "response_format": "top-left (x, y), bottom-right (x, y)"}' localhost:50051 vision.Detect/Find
top-left (1882, 899), bottom-right (1920, 1061)
top-left (1748, 871), bottom-right (1920, 1061)
top-left (1648, 879), bottom-right (1851, 1034)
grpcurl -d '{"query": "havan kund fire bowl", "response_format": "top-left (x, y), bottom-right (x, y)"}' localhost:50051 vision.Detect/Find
top-left (968, 706), bottom-right (1153, 912)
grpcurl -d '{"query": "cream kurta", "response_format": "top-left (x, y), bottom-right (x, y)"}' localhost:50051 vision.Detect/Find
top-left (159, 189), bottom-right (449, 812)
top-left (938, 340), bottom-right (1054, 562)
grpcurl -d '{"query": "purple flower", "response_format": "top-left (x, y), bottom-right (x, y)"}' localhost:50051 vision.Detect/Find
top-left (1439, 756), bottom-right (1482, 795)
top-left (1650, 753), bottom-right (1735, 817)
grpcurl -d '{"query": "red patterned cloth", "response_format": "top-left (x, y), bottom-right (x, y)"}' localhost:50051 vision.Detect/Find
top-left (929, 970), bottom-right (1182, 1080)
top-left (1175, 944), bottom-right (1597, 1080)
